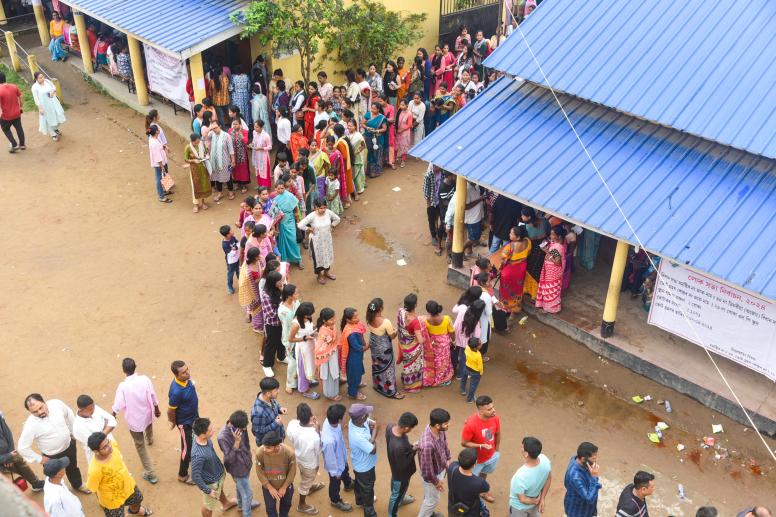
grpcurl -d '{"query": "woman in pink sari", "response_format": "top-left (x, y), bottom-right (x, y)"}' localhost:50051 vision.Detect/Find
top-left (535, 225), bottom-right (567, 314)
top-left (420, 300), bottom-right (455, 387)
top-left (380, 95), bottom-right (397, 169)
top-left (325, 135), bottom-right (349, 206)
top-left (395, 99), bottom-right (414, 168)
top-left (396, 293), bottom-right (424, 393)
top-left (250, 119), bottom-right (272, 188)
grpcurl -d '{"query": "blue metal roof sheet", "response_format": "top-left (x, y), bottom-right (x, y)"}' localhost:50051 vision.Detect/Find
top-left (410, 77), bottom-right (776, 299)
top-left (484, 0), bottom-right (776, 160)
top-left (61, 0), bottom-right (248, 58)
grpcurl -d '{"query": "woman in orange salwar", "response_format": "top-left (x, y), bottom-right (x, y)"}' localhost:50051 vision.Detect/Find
top-left (420, 300), bottom-right (455, 387)
top-left (535, 226), bottom-right (567, 314)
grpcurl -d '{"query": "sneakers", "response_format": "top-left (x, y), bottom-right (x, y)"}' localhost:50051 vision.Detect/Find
top-left (297, 505), bottom-right (319, 515)
top-left (143, 472), bottom-right (159, 484)
top-left (262, 366), bottom-right (275, 377)
top-left (31, 480), bottom-right (45, 492)
top-left (400, 494), bottom-right (415, 506)
top-left (331, 501), bottom-right (353, 512)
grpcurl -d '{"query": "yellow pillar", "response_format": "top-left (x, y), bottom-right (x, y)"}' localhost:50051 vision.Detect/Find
top-left (32, 0), bottom-right (50, 47)
top-left (52, 78), bottom-right (63, 102)
top-left (127, 35), bottom-right (148, 106)
top-left (72, 11), bottom-right (93, 74)
top-left (0, 0), bottom-right (8, 26)
top-left (451, 174), bottom-right (468, 268)
top-left (5, 32), bottom-right (21, 71)
top-left (189, 52), bottom-right (207, 104)
top-left (27, 54), bottom-right (40, 79)
top-left (601, 240), bottom-right (630, 337)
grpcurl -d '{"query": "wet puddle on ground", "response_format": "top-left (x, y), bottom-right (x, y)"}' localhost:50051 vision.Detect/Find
top-left (357, 226), bottom-right (395, 255)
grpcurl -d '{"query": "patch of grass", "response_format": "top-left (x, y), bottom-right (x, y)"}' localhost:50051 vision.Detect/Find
top-left (0, 64), bottom-right (36, 112)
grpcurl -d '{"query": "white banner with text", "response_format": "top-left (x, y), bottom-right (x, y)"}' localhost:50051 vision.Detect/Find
top-left (143, 44), bottom-right (190, 110)
top-left (648, 261), bottom-right (776, 380)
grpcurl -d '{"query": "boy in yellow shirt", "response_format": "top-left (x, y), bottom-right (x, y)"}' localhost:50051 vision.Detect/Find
top-left (86, 432), bottom-right (152, 516)
top-left (459, 337), bottom-right (483, 403)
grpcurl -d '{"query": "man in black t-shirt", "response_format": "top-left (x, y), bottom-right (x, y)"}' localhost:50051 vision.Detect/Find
top-left (448, 448), bottom-right (489, 517)
top-left (615, 470), bottom-right (655, 517)
top-left (385, 412), bottom-right (418, 517)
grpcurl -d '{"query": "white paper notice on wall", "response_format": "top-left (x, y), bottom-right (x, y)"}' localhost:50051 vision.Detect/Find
top-left (647, 261), bottom-right (776, 381)
top-left (143, 43), bottom-right (191, 111)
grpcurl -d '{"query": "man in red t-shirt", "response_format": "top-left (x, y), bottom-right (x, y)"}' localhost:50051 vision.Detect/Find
top-left (0, 70), bottom-right (26, 152)
top-left (460, 395), bottom-right (500, 503)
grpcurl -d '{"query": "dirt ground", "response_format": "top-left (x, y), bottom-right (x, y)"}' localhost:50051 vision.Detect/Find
top-left (1, 61), bottom-right (774, 516)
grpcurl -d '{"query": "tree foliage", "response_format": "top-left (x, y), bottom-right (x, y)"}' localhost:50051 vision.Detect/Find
top-left (322, 0), bottom-right (427, 72)
top-left (232, 0), bottom-right (341, 83)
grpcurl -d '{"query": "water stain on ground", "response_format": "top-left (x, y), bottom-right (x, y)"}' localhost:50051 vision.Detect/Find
top-left (358, 226), bottom-right (394, 254)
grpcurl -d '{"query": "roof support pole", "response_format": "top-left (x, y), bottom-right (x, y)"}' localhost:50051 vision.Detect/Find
top-left (451, 174), bottom-right (468, 268)
top-left (5, 32), bottom-right (21, 71)
top-left (72, 11), bottom-right (93, 74)
top-left (127, 35), bottom-right (148, 106)
top-left (31, 0), bottom-right (49, 47)
top-left (0, 1), bottom-right (7, 26)
top-left (601, 239), bottom-right (629, 337)
top-left (189, 52), bottom-right (207, 105)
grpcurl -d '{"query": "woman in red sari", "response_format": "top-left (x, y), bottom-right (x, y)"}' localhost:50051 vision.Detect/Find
top-left (325, 135), bottom-right (349, 208)
top-left (229, 119), bottom-right (251, 193)
top-left (498, 226), bottom-right (531, 320)
top-left (302, 82), bottom-right (321, 140)
top-left (535, 225), bottom-right (567, 314)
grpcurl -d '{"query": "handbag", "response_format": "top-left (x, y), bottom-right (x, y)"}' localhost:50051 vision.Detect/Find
top-left (161, 171), bottom-right (175, 192)
top-left (10, 471), bottom-right (28, 492)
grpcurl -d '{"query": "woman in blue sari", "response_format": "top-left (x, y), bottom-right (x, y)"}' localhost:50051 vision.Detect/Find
top-left (273, 179), bottom-right (303, 268)
top-left (362, 103), bottom-right (387, 178)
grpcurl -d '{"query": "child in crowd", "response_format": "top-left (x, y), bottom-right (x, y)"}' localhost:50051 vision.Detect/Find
top-left (273, 152), bottom-right (291, 183)
top-left (475, 272), bottom-right (498, 360)
top-left (289, 124), bottom-right (308, 162)
top-left (340, 308), bottom-right (367, 400)
top-left (239, 220), bottom-right (255, 265)
top-left (325, 169), bottom-right (343, 216)
top-left (220, 225), bottom-right (240, 295)
top-left (470, 257), bottom-right (497, 286)
top-left (460, 337), bottom-right (483, 402)
top-left (237, 196), bottom-right (255, 236)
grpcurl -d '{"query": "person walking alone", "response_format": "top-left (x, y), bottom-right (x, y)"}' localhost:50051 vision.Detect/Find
top-left (386, 412), bottom-right (418, 517)
top-left (0, 71), bottom-right (26, 153)
top-left (166, 360), bottom-right (199, 484)
top-left (417, 408), bottom-right (451, 517)
top-left (112, 357), bottom-right (160, 485)
top-left (218, 411), bottom-right (261, 517)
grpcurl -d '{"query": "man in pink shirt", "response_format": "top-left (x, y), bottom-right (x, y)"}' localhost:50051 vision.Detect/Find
top-left (112, 357), bottom-right (161, 484)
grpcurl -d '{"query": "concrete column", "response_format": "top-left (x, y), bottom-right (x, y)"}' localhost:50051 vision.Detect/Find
top-left (601, 240), bottom-right (630, 337)
top-left (5, 32), bottom-right (21, 71)
top-left (127, 35), bottom-right (148, 105)
top-left (31, 0), bottom-right (50, 47)
top-left (0, 0), bottom-right (8, 26)
top-left (52, 78), bottom-right (62, 102)
top-left (27, 54), bottom-right (40, 79)
top-left (451, 174), bottom-right (468, 268)
top-left (189, 52), bottom-right (207, 104)
top-left (72, 11), bottom-right (93, 74)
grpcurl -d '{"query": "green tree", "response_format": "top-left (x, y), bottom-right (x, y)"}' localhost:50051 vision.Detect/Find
top-left (232, 0), bottom-right (341, 83)
top-left (323, 0), bottom-right (427, 72)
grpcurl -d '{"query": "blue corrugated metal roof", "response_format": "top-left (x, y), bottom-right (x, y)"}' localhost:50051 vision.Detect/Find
top-left (61, 0), bottom-right (248, 58)
top-left (484, 0), bottom-right (776, 160)
top-left (410, 77), bottom-right (776, 299)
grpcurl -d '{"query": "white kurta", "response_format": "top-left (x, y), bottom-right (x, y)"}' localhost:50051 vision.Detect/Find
top-left (31, 80), bottom-right (66, 137)
top-left (298, 210), bottom-right (340, 270)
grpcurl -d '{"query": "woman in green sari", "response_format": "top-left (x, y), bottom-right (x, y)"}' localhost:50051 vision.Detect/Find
top-left (362, 103), bottom-right (387, 178)
top-left (347, 119), bottom-right (367, 195)
top-left (274, 179), bottom-right (303, 268)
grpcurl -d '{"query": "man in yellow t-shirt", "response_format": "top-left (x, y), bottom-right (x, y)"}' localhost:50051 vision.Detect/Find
top-left (86, 432), bottom-right (153, 516)
top-left (460, 337), bottom-right (483, 403)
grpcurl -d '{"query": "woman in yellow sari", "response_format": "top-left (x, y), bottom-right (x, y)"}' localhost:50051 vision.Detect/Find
top-left (498, 226), bottom-right (531, 317)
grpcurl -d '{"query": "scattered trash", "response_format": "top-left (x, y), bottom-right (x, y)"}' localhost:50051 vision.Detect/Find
top-left (518, 315), bottom-right (528, 326)
top-left (644, 395), bottom-right (653, 401)
top-left (61, 347), bottom-right (70, 352)
top-left (530, 332), bottom-right (537, 339)
top-left (665, 400), bottom-right (673, 413)
top-left (396, 259), bottom-right (407, 266)
top-left (392, 186), bottom-right (401, 192)
top-left (703, 436), bottom-right (716, 447)
top-left (656, 422), bottom-right (669, 431)
top-left (632, 395), bottom-right (644, 404)
top-left (712, 424), bottom-right (724, 434)
top-left (676, 443), bottom-right (685, 451)
top-left (647, 432), bottom-right (661, 443)
top-left (654, 426), bottom-right (663, 439)
top-left (678, 484), bottom-right (686, 500)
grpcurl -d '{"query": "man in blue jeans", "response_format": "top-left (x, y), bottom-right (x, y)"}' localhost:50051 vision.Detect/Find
top-left (348, 404), bottom-right (378, 517)
top-left (217, 410), bottom-right (260, 517)
top-left (385, 412), bottom-right (418, 517)
top-left (220, 225), bottom-right (240, 294)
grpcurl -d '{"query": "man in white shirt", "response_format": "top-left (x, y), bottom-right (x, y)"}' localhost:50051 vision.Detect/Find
top-left (464, 181), bottom-right (485, 255)
top-left (43, 457), bottom-right (85, 517)
top-left (18, 394), bottom-right (91, 494)
top-left (286, 403), bottom-right (324, 515)
top-left (112, 357), bottom-right (161, 484)
top-left (73, 394), bottom-right (116, 466)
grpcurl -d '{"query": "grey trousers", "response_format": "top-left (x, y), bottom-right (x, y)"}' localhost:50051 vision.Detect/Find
top-left (509, 505), bottom-right (540, 517)
top-left (129, 424), bottom-right (155, 476)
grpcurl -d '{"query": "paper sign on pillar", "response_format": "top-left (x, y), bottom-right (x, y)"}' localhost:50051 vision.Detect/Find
top-left (648, 261), bottom-right (776, 381)
top-left (143, 43), bottom-right (190, 110)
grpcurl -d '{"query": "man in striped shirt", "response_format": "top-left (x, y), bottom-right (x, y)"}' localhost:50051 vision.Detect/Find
top-left (191, 417), bottom-right (238, 517)
top-left (615, 471), bottom-right (655, 517)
